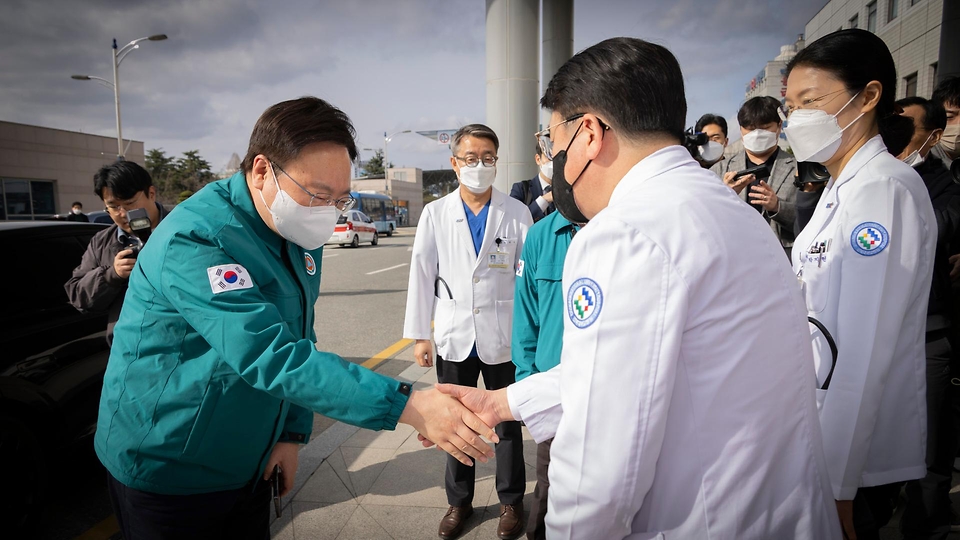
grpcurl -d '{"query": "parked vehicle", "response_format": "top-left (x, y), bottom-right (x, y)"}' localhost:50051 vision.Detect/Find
top-left (0, 222), bottom-right (110, 532)
top-left (353, 191), bottom-right (397, 236)
top-left (327, 210), bottom-right (379, 247)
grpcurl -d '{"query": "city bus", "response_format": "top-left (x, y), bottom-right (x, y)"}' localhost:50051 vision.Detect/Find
top-left (351, 191), bottom-right (397, 236)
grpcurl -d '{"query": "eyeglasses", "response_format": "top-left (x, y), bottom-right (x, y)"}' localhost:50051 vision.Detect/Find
top-left (105, 192), bottom-right (144, 214)
top-left (272, 162), bottom-right (356, 213)
top-left (454, 155), bottom-right (498, 168)
top-left (535, 114), bottom-right (585, 160)
top-left (783, 88), bottom-right (849, 117)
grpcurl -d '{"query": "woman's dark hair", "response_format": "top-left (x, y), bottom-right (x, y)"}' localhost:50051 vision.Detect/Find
top-left (737, 97), bottom-right (783, 130)
top-left (94, 160), bottom-right (153, 201)
top-left (242, 96), bottom-right (358, 172)
top-left (786, 29), bottom-right (913, 154)
top-left (541, 37), bottom-right (686, 143)
top-left (695, 114), bottom-right (728, 138)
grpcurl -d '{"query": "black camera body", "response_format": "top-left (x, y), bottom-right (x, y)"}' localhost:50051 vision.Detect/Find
top-left (794, 161), bottom-right (831, 189)
top-left (123, 208), bottom-right (152, 259)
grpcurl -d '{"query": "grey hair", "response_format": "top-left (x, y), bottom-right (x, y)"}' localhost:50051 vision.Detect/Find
top-left (451, 124), bottom-right (500, 155)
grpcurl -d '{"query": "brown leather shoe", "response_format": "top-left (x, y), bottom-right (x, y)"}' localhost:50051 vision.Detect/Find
top-left (497, 503), bottom-right (524, 540)
top-left (438, 505), bottom-right (473, 539)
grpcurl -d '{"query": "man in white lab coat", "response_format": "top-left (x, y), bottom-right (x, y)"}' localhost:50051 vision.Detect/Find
top-left (433, 38), bottom-right (841, 539)
top-left (404, 124), bottom-right (532, 540)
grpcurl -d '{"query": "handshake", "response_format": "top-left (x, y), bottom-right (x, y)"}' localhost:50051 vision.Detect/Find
top-left (397, 384), bottom-right (515, 466)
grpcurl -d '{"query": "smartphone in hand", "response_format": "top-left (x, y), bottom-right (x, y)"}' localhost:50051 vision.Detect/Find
top-left (733, 164), bottom-right (771, 181)
top-left (271, 464), bottom-right (283, 518)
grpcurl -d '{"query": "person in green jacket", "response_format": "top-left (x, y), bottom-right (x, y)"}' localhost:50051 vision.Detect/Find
top-left (511, 209), bottom-right (577, 540)
top-left (95, 97), bottom-right (496, 540)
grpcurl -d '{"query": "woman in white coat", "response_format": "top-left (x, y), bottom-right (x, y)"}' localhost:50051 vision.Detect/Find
top-left (784, 29), bottom-right (937, 540)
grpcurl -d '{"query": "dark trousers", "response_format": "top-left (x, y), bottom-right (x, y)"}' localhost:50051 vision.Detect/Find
top-left (436, 355), bottom-right (525, 506)
top-left (853, 482), bottom-right (903, 540)
top-left (902, 337), bottom-right (957, 540)
top-left (526, 438), bottom-right (553, 540)
top-left (107, 473), bottom-right (270, 540)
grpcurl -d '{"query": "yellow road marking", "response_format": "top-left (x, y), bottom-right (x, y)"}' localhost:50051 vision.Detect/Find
top-left (361, 338), bottom-right (414, 370)
top-left (73, 514), bottom-right (118, 540)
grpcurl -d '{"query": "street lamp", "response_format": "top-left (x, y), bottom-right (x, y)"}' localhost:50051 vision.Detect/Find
top-left (72, 34), bottom-right (167, 160)
top-left (384, 130), bottom-right (411, 193)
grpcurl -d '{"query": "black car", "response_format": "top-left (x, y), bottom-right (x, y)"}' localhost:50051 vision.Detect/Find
top-left (0, 222), bottom-right (110, 531)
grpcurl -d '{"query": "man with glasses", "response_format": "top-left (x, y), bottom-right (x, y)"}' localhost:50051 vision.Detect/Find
top-left (65, 160), bottom-right (167, 345)
top-left (94, 98), bottom-right (499, 539)
top-left (404, 124), bottom-right (531, 539)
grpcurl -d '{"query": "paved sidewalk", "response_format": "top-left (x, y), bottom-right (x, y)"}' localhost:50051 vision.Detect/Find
top-left (270, 345), bottom-right (537, 540)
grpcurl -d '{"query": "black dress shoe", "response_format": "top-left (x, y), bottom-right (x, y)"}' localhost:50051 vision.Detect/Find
top-left (438, 505), bottom-right (473, 539)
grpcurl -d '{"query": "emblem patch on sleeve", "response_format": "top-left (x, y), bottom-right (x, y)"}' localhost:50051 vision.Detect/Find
top-left (850, 222), bottom-right (889, 256)
top-left (516, 259), bottom-right (525, 277)
top-left (567, 277), bottom-right (603, 328)
top-left (207, 264), bottom-right (254, 294)
top-left (304, 253), bottom-right (317, 275)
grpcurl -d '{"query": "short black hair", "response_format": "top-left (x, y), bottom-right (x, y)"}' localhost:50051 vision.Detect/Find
top-left (242, 96), bottom-right (358, 172)
top-left (541, 37), bottom-right (686, 143)
top-left (896, 96), bottom-right (947, 131)
top-left (695, 114), bottom-right (728, 138)
top-left (788, 29), bottom-right (913, 156)
top-left (93, 161), bottom-right (153, 201)
top-left (452, 124), bottom-right (499, 155)
top-left (737, 97), bottom-right (783, 130)
top-left (932, 76), bottom-right (960, 109)
top-left (71, 201), bottom-right (82, 208)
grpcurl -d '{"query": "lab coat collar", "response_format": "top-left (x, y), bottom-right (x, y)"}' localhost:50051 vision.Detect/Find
top-left (609, 145), bottom-right (700, 203)
top-left (828, 135), bottom-right (887, 191)
top-left (474, 188), bottom-right (506, 269)
top-left (227, 171), bottom-right (284, 253)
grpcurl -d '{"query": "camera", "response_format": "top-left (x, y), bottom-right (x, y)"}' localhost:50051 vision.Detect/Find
top-left (123, 208), bottom-right (152, 259)
top-left (794, 161), bottom-right (831, 189)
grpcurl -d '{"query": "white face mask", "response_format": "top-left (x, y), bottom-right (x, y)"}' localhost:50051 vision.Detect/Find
top-left (698, 141), bottom-right (725, 164)
top-left (71, 208), bottom-right (82, 214)
top-left (783, 91), bottom-right (865, 163)
top-left (742, 129), bottom-right (780, 154)
top-left (540, 161), bottom-right (554, 180)
top-left (458, 164), bottom-right (497, 194)
top-left (901, 131), bottom-right (935, 168)
top-left (260, 163), bottom-right (340, 250)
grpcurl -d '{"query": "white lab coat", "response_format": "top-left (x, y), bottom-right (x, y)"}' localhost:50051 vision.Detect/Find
top-left (507, 146), bottom-right (840, 539)
top-left (792, 135), bottom-right (935, 499)
top-left (403, 188), bottom-right (532, 364)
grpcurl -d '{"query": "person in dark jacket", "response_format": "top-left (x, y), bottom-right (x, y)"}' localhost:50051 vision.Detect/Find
top-left (64, 161), bottom-right (167, 345)
top-left (509, 145), bottom-right (554, 222)
top-left (895, 96), bottom-right (960, 540)
top-left (65, 201), bottom-right (89, 222)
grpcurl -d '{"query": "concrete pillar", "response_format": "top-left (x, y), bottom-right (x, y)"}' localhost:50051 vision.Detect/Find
top-left (938, 0), bottom-right (960, 83)
top-left (541, 0), bottom-right (574, 130)
top-left (486, 0), bottom-right (539, 193)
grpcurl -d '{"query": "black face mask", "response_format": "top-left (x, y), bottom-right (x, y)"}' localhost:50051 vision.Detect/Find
top-left (552, 121), bottom-right (594, 225)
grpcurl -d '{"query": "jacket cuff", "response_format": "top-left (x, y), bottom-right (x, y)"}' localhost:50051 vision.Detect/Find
top-left (380, 381), bottom-right (412, 431)
top-left (103, 265), bottom-right (127, 287)
top-left (278, 431), bottom-right (309, 444)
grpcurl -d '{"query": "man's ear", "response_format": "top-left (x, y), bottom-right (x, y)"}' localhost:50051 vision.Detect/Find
top-left (250, 155), bottom-right (270, 190)
top-left (582, 114), bottom-right (607, 161)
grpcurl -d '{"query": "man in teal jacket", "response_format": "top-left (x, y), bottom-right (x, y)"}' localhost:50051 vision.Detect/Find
top-left (511, 209), bottom-right (576, 540)
top-left (96, 97), bottom-right (496, 540)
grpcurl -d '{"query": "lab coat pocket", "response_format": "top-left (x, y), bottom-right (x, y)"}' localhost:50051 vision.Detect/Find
top-left (801, 261), bottom-right (831, 314)
top-left (434, 298), bottom-right (456, 350)
top-left (496, 299), bottom-right (514, 346)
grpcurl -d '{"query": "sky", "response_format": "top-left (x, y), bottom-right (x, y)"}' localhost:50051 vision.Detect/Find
top-left (0, 0), bottom-right (826, 173)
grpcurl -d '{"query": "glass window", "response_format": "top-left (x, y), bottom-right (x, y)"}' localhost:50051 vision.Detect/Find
top-left (3, 179), bottom-right (31, 219)
top-left (904, 72), bottom-right (918, 97)
top-left (850, 13), bottom-right (859, 28)
top-left (1, 178), bottom-right (56, 220)
top-left (867, 2), bottom-right (878, 31)
top-left (910, 0), bottom-right (921, 6)
top-left (888, 0), bottom-right (898, 22)
top-left (31, 181), bottom-right (55, 217)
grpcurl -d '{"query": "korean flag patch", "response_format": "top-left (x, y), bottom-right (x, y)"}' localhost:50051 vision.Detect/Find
top-left (516, 259), bottom-right (525, 277)
top-left (207, 264), bottom-right (255, 294)
top-left (567, 277), bottom-right (603, 329)
top-left (850, 222), bottom-right (889, 256)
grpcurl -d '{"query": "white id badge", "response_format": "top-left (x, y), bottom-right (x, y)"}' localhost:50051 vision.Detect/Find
top-left (488, 252), bottom-right (509, 269)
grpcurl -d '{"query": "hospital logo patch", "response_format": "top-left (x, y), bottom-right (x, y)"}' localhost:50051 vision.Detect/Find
top-left (207, 264), bottom-right (255, 294)
top-left (850, 222), bottom-right (889, 256)
top-left (304, 253), bottom-right (317, 275)
top-left (567, 277), bottom-right (603, 329)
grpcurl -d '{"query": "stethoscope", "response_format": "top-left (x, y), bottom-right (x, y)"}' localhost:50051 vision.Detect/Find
top-left (809, 317), bottom-right (838, 390)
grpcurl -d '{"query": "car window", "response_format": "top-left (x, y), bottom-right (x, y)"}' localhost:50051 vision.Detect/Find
top-left (2, 234), bottom-right (87, 316)
top-left (337, 215), bottom-right (347, 224)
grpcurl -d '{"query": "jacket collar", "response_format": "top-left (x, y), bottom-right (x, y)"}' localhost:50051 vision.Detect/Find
top-left (610, 145), bottom-right (700, 202)
top-left (226, 171), bottom-right (285, 252)
top-left (448, 187), bottom-right (506, 266)
top-left (829, 134), bottom-right (886, 191)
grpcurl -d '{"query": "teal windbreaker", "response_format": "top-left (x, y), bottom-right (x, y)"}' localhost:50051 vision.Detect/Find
top-left (511, 211), bottom-right (576, 381)
top-left (95, 172), bottom-right (409, 495)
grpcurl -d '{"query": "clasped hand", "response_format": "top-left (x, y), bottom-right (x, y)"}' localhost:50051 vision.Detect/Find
top-left (409, 384), bottom-right (514, 453)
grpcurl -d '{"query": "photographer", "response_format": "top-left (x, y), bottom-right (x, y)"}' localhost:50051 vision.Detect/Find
top-left (717, 96), bottom-right (798, 257)
top-left (64, 161), bottom-right (167, 345)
